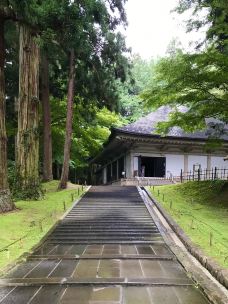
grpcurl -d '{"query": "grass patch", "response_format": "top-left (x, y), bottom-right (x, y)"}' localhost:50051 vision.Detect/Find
top-left (0, 180), bottom-right (86, 274)
top-left (147, 181), bottom-right (228, 268)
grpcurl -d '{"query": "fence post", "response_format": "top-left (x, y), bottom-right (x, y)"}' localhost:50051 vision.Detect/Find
top-left (197, 168), bottom-right (200, 181)
top-left (214, 167), bottom-right (217, 180)
top-left (212, 168), bottom-right (214, 180)
top-left (39, 220), bottom-right (43, 233)
top-left (210, 232), bottom-right (213, 246)
top-left (170, 200), bottom-right (173, 209)
top-left (180, 169), bottom-right (183, 183)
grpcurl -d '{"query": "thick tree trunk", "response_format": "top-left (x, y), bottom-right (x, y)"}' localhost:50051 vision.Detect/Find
top-left (16, 24), bottom-right (40, 198)
top-left (0, 18), bottom-right (15, 212)
top-left (58, 49), bottom-right (75, 189)
top-left (41, 53), bottom-right (53, 181)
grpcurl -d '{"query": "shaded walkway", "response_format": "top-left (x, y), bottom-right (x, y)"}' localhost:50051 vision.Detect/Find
top-left (0, 186), bottom-right (210, 303)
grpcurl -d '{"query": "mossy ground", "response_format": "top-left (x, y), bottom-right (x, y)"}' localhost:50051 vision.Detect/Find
top-left (0, 180), bottom-right (86, 274)
top-left (147, 180), bottom-right (228, 268)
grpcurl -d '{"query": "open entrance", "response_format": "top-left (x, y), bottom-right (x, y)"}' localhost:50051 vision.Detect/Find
top-left (139, 156), bottom-right (166, 177)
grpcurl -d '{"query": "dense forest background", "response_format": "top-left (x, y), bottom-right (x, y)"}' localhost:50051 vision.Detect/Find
top-left (0, 0), bottom-right (227, 211)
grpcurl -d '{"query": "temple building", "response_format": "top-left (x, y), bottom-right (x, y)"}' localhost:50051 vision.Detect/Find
top-left (91, 106), bottom-right (228, 185)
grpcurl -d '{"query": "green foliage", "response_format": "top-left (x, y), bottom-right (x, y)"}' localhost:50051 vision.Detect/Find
top-left (176, 0), bottom-right (228, 52)
top-left (118, 55), bottom-right (156, 121)
top-left (142, 47), bottom-right (228, 134)
top-left (12, 175), bottom-right (44, 201)
top-left (49, 97), bottom-right (124, 169)
top-left (8, 162), bottom-right (43, 201)
top-left (3, 0), bottom-right (130, 187)
top-left (8, 161), bottom-right (44, 200)
top-left (142, 0), bottom-right (228, 136)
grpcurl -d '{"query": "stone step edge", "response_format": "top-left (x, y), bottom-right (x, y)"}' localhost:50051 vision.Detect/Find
top-left (0, 277), bottom-right (192, 287)
top-left (27, 254), bottom-right (175, 261)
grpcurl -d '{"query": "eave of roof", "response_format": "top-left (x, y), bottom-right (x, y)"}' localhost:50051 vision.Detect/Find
top-left (113, 127), bottom-right (228, 144)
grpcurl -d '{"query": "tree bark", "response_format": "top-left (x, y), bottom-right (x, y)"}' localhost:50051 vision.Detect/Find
top-left (58, 49), bottom-right (75, 189)
top-left (41, 53), bottom-right (53, 181)
top-left (16, 24), bottom-right (40, 198)
top-left (0, 17), bottom-right (15, 212)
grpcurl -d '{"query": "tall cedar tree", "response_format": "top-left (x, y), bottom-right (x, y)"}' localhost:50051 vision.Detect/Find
top-left (41, 52), bottom-right (53, 181)
top-left (0, 5), bottom-right (15, 211)
top-left (57, 0), bottom-right (128, 189)
top-left (0, 1), bottom-right (43, 199)
top-left (58, 49), bottom-right (75, 189)
top-left (1, 1), bottom-right (129, 195)
top-left (15, 24), bottom-right (40, 197)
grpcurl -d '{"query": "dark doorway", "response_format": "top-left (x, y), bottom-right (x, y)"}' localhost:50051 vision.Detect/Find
top-left (140, 156), bottom-right (166, 177)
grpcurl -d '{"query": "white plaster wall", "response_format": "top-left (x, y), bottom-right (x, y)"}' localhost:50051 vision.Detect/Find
top-left (165, 154), bottom-right (184, 177)
top-left (125, 152), bottom-right (227, 178)
top-left (211, 156), bottom-right (228, 169)
top-left (188, 155), bottom-right (207, 171)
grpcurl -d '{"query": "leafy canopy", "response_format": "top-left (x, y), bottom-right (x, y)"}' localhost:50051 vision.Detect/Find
top-left (142, 0), bottom-right (228, 136)
top-left (50, 97), bottom-right (124, 168)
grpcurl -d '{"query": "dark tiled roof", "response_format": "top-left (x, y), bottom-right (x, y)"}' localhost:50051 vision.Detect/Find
top-left (116, 106), bottom-right (228, 140)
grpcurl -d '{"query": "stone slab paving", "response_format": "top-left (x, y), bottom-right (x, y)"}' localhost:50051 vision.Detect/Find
top-left (0, 186), bottom-right (210, 303)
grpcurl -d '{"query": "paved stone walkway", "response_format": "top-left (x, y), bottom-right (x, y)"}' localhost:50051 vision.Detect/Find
top-left (0, 186), bottom-right (210, 303)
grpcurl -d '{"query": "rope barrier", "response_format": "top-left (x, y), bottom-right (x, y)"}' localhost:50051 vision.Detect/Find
top-left (0, 189), bottom-right (84, 254)
top-left (150, 188), bottom-right (228, 252)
